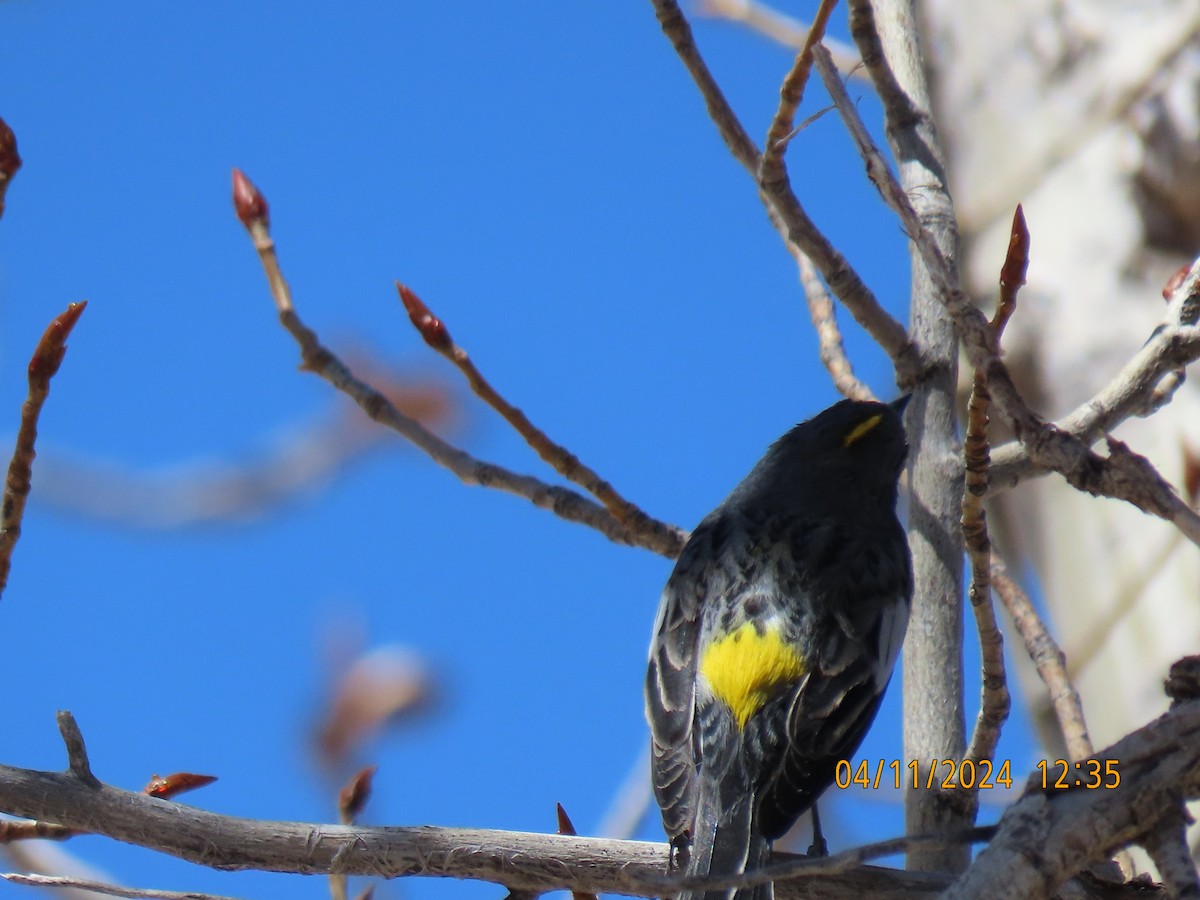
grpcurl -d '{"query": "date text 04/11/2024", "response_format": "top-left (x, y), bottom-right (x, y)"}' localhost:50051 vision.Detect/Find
top-left (834, 758), bottom-right (1122, 791)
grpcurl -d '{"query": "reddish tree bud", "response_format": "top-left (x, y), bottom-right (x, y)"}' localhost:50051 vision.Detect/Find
top-left (1183, 442), bottom-right (1200, 507)
top-left (0, 116), bottom-right (20, 180)
top-left (338, 765), bottom-right (378, 822)
top-left (1163, 262), bottom-right (1192, 301)
top-left (999, 204), bottom-right (1030, 292)
top-left (232, 168), bottom-right (270, 229)
top-left (555, 802), bottom-right (578, 836)
top-left (28, 301), bottom-right (87, 381)
top-left (397, 282), bottom-right (452, 351)
top-left (144, 772), bottom-right (218, 799)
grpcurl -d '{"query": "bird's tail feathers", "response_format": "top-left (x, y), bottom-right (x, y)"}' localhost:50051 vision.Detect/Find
top-left (680, 791), bottom-right (772, 900)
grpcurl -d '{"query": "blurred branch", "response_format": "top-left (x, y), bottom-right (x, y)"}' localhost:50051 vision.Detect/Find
top-left (32, 365), bottom-right (453, 529)
top-left (597, 744), bottom-right (654, 841)
top-left (0, 115), bottom-right (20, 220)
top-left (231, 169), bottom-right (686, 559)
top-left (990, 559), bottom-right (1094, 764)
top-left (0, 302), bottom-right (86, 601)
top-left (0, 873), bottom-right (242, 900)
top-left (696, 0), bottom-right (865, 79)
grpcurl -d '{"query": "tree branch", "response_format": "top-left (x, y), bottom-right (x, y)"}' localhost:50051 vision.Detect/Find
top-left (0, 301), bottom-right (87, 601)
top-left (647, 0), bottom-right (921, 382)
top-left (844, 0), bottom-right (968, 871)
top-left (230, 169), bottom-right (686, 559)
top-left (942, 698), bottom-right (1200, 899)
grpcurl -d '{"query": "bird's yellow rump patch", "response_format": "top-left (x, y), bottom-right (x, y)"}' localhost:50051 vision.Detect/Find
top-left (700, 622), bottom-right (807, 728)
top-left (843, 413), bottom-right (883, 447)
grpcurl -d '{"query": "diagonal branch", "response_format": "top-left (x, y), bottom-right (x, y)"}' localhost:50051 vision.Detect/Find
top-left (230, 169), bottom-right (686, 559)
top-left (396, 283), bottom-right (655, 532)
top-left (825, 11), bottom-right (1200, 548)
top-left (0, 301), bottom-right (87, 601)
top-left (990, 559), bottom-right (1093, 764)
top-left (759, 0), bottom-right (838, 171)
top-left (648, 0), bottom-right (920, 382)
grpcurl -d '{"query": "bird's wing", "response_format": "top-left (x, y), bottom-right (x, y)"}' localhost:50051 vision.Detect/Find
top-left (646, 518), bottom-right (734, 846)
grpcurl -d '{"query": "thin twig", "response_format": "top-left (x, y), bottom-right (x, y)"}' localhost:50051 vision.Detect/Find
top-left (0, 301), bottom-right (87, 601)
top-left (760, 0), bottom-right (838, 170)
top-left (396, 283), bottom-right (653, 531)
top-left (0, 874), bottom-right (243, 900)
top-left (990, 559), bottom-right (1093, 763)
top-left (989, 257), bottom-right (1200, 492)
top-left (793, 246), bottom-right (873, 400)
top-left (230, 170), bottom-right (686, 559)
top-left (962, 208), bottom-right (1027, 768)
top-left (56, 711), bottom-right (100, 787)
top-left (649, 0), bottom-right (921, 382)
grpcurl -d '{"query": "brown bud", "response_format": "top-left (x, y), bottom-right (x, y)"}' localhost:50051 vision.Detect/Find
top-left (231, 168), bottom-right (269, 229)
top-left (0, 116), bottom-right (20, 181)
top-left (144, 772), bottom-right (218, 799)
top-left (338, 765), bottom-right (378, 823)
top-left (397, 282), bottom-right (452, 351)
top-left (28, 301), bottom-right (87, 381)
top-left (1163, 262), bottom-right (1192, 301)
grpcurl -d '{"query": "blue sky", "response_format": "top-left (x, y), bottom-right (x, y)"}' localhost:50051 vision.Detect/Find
top-left (0, 3), bottom-right (1034, 898)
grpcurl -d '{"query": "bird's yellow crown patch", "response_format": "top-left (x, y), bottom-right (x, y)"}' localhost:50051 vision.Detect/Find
top-left (842, 413), bottom-right (883, 447)
top-left (700, 622), bottom-right (807, 728)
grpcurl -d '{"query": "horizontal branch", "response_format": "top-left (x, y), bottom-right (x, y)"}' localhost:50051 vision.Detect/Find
top-left (0, 759), bottom-right (958, 899)
top-left (1, 702), bottom-right (1193, 899)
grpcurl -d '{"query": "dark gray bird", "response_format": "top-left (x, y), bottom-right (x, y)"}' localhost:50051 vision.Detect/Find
top-left (645, 397), bottom-right (912, 900)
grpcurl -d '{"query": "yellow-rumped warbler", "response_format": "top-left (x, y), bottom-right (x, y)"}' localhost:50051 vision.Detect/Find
top-left (645, 397), bottom-right (912, 900)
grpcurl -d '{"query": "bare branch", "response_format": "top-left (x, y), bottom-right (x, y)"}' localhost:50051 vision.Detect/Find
top-left (991, 559), bottom-right (1093, 764)
top-left (1139, 810), bottom-right (1200, 899)
top-left (843, 0), bottom-right (968, 871)
top-left (55, 712), bottom-right (99, 788)
top-left (396, 283), bottom-right (657, 533)
top-left (942, 698), bottom-right (1200, 899)
top-left (990, 257), bottom-right (1200, 492)
top-left (0, 873), bottom-right (243, 900)
top-left (961, 208), bottom-right (1027, 768)
top-left (648, 0), bottom-right (921, 382)
top-left (0, 301), bottom-right (86, 601)
top-left (697, 0), bottom-right (865, 78)
top-left (794, 251), bottom-right (874, 400)
top-left (759, 0), bottom-right (837, 169)
top-left (831, 8), bottom-right (1200, 547)
top-left (230, 169), bottom-right (686, 559)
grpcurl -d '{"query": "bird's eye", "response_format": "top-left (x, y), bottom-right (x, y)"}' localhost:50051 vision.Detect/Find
top-left (842, 414), bottom-right (883, 448)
